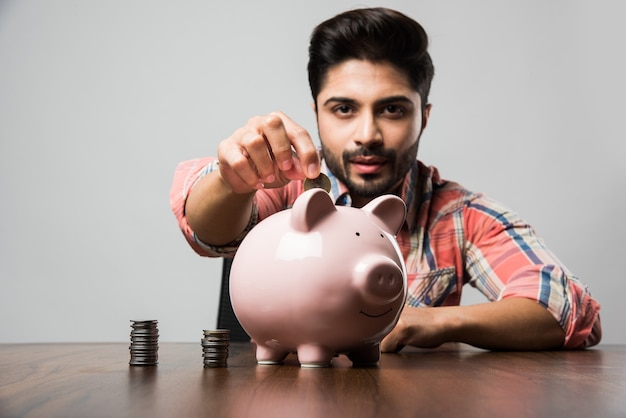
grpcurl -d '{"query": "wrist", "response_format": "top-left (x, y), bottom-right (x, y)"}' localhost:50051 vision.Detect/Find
top-left (436, 306), bottom-right (472, 344)
top-left (216, 167), bottom-right (258, 196)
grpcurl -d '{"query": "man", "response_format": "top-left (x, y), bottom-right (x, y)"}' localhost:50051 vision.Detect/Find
top-left (170, 7), bottom-right (601, 350)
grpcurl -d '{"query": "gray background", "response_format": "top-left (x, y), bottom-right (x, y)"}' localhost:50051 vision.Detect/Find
top-left (1, 0), bottom-right (624, 344)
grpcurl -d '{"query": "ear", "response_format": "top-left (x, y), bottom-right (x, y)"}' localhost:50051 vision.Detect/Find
top-left (362, 195), bottom-right (406, 236)
top-left (291, 189), bottom-right (336, 232)
top-left (422, 103), bottom-right (432, 130)
top-left (310, 101), bottom-right (318, 117)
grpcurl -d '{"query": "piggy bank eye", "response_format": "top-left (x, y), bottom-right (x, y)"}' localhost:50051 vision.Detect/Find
top-left (380, 234), bottom-right (384, 238)
top-left (355, 232), bottom-right (361, 237)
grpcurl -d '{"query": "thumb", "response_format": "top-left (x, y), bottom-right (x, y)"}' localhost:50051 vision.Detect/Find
top-left (381, 327), bottom-right (406, 353)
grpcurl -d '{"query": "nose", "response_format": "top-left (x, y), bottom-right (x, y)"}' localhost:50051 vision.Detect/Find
top-left (353, 254), bottom-right (404, 305)
top-left (353, 113), bottom-right (382, 147)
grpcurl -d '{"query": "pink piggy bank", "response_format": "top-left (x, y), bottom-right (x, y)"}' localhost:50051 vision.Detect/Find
top-left (229, 188), bottom-right (407, 367)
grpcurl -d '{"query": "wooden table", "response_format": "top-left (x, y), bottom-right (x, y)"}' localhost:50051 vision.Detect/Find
top-left (1, 342), bottom-right (624, 418)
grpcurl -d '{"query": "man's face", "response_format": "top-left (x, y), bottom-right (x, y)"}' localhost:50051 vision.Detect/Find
top-left (315, 59), bottom-right (430, 206)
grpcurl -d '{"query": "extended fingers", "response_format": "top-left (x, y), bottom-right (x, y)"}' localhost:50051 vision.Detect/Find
top-left (380, 328), bottom-right (405, 353)
top-left (262, 114), bottom-right (296, 172)
top-left (267, 112), bottom-right (320, 178)
top-left (217, 112), bottom-right (320, 193)
top-left (240, 129), bottom-right (276, 184)
top-left (217, 138), bottom-right (264, 192)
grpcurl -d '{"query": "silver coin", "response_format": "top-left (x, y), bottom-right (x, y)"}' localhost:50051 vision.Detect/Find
top-left (202, 335), bottom-right (229, 341)
top-left (201, 337), bottom-right (229, 342)
top-left (303, 173), bottom-right (331, 192)
top-left (203, 351), bottom-right (229, 356)
top-left (130, 353), bottom-right (159, 358)
top-left (131, 323), bottom-right (158, 327)
top-left (202, 346), bottom-right (228, 351)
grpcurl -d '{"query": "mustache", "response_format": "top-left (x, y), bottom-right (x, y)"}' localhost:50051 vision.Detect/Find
top-left (342, 146), bottom-right (396, 161)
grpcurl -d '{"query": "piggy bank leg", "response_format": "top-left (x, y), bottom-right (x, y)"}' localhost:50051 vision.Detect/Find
top-left (255, 344), bottom-right (289, 365)
top-left (297, 344), bottom-right (334, 368)
top-left (347, 343), bottom-right (380, 367)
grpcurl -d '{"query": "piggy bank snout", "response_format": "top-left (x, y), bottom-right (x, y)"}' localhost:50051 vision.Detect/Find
top-left (354, 255), bottom-right (404, 305)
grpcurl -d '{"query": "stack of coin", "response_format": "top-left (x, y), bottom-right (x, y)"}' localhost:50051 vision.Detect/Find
top-left (129, 320), bottom-right (159, 366)
top-left (201, 329), bottom-right (230, 368)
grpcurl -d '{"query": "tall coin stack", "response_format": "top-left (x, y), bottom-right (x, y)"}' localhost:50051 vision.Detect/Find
top-left (201, 329), bottom-right (230, 368)
top-left (129, 320), bottom-right (159, 366)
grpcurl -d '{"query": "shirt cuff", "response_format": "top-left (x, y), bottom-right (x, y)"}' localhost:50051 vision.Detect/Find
top-left (192, 204), bottom-right (259, 257)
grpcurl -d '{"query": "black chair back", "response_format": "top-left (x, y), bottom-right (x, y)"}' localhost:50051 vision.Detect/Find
top-left (217, 257), bottom-right (250, 342)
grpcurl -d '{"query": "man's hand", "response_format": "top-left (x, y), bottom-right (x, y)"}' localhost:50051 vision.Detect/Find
top-left (381, 299), bottom-right (566, 352)
top-left (217, 111), bottom-right (320, 194)
top-left (381, 306), bottom-right (448, 352)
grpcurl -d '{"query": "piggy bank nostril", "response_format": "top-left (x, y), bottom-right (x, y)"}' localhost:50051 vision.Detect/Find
top-left (353, 255), bottom-right (405, 304)
top-left (370, 270), bottom-right (402, 297)
top-left (379, 274), bottom-right (395, 288)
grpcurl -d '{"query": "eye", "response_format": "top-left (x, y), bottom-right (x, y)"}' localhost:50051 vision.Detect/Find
top-left (332, 104), bottom-right (353, 115)
top-left (380, 234), bottom-right (384, 238)
top-left (338, 105), bottom-right (351, 113)
top-left (380, 105), bottom-right (405, 119)
top-left (355, 232), bottom-right (360, 237)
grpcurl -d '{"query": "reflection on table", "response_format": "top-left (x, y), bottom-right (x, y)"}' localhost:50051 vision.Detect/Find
top-left (0, 342), bottom-right (624, 417)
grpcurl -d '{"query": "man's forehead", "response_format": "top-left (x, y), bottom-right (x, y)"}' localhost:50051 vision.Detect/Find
top-left (322, 95), bottom-right (417, 107)
top-left (317, 59), bottom-right (418, 103)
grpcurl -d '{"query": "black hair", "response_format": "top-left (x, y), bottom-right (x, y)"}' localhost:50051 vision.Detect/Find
top-left (308, 7), bottom-right (435, 111)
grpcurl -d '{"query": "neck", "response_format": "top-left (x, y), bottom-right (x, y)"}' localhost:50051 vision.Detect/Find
top-left (351, 182), bottom-right (403, 208)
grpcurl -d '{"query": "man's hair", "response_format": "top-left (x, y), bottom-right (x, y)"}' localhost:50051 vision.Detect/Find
top-left (308, 7), bottom-right (434, 111)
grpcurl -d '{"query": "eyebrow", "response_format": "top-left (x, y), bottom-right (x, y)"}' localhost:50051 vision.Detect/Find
top-left (322, 95), bottom-right (415, 107)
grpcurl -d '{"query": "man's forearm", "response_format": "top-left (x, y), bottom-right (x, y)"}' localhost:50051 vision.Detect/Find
top-left (442, 298), bottom-right (565, 350)
top-left (185, 171), bottom-right (255, 246)
top-left (382, 297), bottom-right (566, 352)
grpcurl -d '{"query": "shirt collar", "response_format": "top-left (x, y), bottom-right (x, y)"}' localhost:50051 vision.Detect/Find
top-left (322, 159), bottom-right (427, 232)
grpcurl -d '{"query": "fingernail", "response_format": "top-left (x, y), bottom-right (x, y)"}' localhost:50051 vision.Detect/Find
top-left (308, 163), bottom-right (319, 178)
top-left (264, 175), bottom-right (275, 183)
top-left (279, 160), bottom-right (293, 171)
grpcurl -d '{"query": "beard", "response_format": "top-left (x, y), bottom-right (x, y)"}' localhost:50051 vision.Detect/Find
top-left (321, 139), bottom-right (419, 200)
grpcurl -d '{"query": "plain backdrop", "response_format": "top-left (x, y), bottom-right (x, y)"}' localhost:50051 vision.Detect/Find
top-left (1, 0), bottom-right (624, 344)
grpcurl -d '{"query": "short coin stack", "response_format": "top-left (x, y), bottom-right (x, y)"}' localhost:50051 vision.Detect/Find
top-left (129, 320), bottom-right (159, 366)
top-left (201, 329), bottom-right (230, 368)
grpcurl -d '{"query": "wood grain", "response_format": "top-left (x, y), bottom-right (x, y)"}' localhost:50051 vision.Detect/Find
top-left (0, 343), bottom-right (624, 418)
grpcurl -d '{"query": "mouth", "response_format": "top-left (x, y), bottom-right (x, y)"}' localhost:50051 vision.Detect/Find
top-left (349, 156), bottom-right (388, 175)
top-left (359, 308), bottom-right (392, 318)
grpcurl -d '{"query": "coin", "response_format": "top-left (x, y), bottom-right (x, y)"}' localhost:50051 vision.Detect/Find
top-left (129, 319), bottom-right (159, 366)
top-left (202, 329), bottom-right (230, 368)
top-left (303, 173), bottom-right (331, 193)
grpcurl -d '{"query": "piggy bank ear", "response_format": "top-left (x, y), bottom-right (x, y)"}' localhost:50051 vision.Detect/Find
top-left (291, 189), bottom-right (337, 232)
top-left (362, 195), bottom-right (406, 236)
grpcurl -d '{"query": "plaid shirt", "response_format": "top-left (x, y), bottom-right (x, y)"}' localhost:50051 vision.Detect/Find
top-left (170, 158), bottom-right (601, 349)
